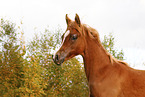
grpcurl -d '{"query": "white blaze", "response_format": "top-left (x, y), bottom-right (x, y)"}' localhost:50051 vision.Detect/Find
top-left (62, 30), bottom-right (70, 45)
top-left (53, 30), bottom-right (70, 59)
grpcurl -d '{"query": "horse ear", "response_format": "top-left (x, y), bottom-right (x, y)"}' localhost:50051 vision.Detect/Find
top-left (66, 14), bottom-right (71, 25)
top-left (75, 14), bottom-right (81, 27)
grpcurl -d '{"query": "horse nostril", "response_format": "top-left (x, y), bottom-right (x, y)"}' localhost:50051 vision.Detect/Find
top-left (55, 54), bottom-right (59, 61)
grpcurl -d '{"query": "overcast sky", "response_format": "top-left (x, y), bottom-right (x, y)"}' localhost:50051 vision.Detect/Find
top-left (0, 0), bottom-right (145, 69)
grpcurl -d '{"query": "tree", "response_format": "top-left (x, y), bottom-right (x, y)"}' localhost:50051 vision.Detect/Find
top-left (102, 33), bottom-right (124, 60)
top-left (0, 18), bottom-right (26, 97)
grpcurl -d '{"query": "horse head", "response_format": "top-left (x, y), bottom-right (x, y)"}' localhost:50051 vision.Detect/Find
top-left (53, 14), bottom-right (86, 65)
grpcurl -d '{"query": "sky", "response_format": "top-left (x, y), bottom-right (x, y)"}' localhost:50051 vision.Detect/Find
top-left (0, 0), bottom-right (145, 69)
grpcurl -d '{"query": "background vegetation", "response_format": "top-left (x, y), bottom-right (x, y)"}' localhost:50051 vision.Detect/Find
top-left (0, 19), bottom-right (124, 97)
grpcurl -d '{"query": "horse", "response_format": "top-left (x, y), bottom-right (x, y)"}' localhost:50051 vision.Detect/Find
top-left (52, 14), bottom-right (145, 97)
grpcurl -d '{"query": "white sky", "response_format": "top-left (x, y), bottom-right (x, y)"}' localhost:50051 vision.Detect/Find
top-left (0, 0), bottom-right (145, 69)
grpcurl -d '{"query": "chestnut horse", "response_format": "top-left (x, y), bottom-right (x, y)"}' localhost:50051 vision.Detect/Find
top-left (53, 14), bottom-right (145, 97)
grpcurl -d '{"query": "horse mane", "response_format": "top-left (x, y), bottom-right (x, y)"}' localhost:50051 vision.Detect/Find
top-left (82, 24), bottom-right (128, 66)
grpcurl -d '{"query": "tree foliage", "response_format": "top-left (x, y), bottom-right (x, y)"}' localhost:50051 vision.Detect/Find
top-left (0, 19), bottom-right (124, 97)
top-left (102, 33), bottom-right (124, 60)
top-left (0, 19), bottom-right (26, 97)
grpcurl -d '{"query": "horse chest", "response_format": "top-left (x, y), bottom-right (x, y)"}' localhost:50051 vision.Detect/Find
top-left (89, 78), bottom-right (121, 97)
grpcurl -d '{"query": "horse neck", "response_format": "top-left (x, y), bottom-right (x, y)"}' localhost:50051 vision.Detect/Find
top-left (82, 38), bottom-right (111, 80)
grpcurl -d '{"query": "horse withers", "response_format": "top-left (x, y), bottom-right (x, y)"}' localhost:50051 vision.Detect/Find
top-left (53, 14), bottom-right (145, 97)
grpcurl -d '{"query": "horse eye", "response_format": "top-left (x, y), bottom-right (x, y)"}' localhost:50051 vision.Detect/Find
top-left (72, 34), bottom-right (78, 40)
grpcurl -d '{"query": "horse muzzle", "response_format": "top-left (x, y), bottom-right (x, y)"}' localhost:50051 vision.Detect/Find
top-left (52, 52), bottom-right (66, 66)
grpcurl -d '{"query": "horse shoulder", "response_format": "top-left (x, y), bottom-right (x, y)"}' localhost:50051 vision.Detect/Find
top-left (89, 63), bottom-right (126, 97)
